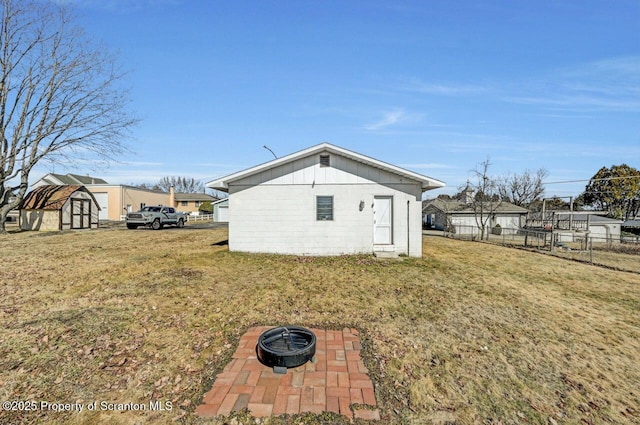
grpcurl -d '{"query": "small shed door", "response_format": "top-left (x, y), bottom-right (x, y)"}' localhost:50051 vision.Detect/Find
top-left (373, 196), bottom-right (393, 244)
top-left (71, 199), bottom-right (91, 229)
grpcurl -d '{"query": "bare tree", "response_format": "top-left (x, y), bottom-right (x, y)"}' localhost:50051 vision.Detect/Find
top-left (497, 168), bottom-right (548, 207)
top-left (467, 158), bottom-right (502, 240)
top-left (0, 0), bottom-right (137, 233)
top-left (156, 176), bottom-right (204, 193)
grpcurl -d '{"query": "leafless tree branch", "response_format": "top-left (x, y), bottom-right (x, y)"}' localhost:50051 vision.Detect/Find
top-left (0, 0), bottom-right (138, 233)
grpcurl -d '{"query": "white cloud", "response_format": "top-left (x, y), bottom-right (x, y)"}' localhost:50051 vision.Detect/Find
top-left (364, 109), bottom-right (407, 131)
top-left (504, 56), bottom-right (640, 112)
top-left (364, 108), bottom-right (426, 131)
top-left (120, 160), bottom-right (164, 167)
top-left (399, 163), bottom-right (456, 170)
top-left (56, 0), bottom-right (181, 12)
top-left (399, 78), bottom-right (489, 96)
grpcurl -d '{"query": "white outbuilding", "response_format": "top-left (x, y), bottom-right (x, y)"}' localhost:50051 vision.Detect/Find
top-left (206, 143), bottom-right (445, 257)
top-left (212, 198), bottom-right (229, 222)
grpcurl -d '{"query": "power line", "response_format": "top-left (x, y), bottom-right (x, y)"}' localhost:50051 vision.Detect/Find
top-left (543, 176), bottom-right (639, 185)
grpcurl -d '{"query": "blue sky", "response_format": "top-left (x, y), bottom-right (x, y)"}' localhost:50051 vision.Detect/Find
top-left (41, 0), bottom-right (639, 198)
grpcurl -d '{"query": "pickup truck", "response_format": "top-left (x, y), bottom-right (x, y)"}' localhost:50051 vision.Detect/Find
top-left (125, 206), bottom-right (186, 230)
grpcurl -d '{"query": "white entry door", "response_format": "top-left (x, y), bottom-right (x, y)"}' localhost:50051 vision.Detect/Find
top-left (373, 197), bottom-right (393, 244)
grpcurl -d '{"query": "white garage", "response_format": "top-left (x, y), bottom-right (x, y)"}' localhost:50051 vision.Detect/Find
top-left (212, 198), bottom-right (229, 223)
top-left (93, 192), bottom-right (109, 220)
top-left (206, 143), bottom-right (445, 257)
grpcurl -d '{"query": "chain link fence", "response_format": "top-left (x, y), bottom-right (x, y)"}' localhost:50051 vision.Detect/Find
top-left (440, 225), bottom-right (640, 273)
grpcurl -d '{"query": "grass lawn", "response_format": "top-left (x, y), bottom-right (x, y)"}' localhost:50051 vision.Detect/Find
top-left (1, 227), bottom-right (638, 424)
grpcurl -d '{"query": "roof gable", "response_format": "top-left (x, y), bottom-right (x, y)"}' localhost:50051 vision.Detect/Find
top-left (38, 173), bottom-right (108, 185)
top-left (40, 173), bottom-right (68, 185)
top-left (211, 198), bottom-right (229, 206)
top-left (206, 143), bottom-right (445, 191)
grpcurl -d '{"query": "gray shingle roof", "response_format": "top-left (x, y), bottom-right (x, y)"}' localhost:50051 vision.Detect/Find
top-left (174, 193), bottom-right (218, 202)
top-left (41, 173), bottom-right (108, 185)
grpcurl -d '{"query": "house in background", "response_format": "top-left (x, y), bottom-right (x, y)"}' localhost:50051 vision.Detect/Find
top-left (174, 192), bottom-right (218, 216)
top-left (20, 185), bottom-right (100, 231)
top-left (622, 218), bottom-right (640, 236)
top-left (552, 213), bottom-right (622, 243)
top-left (212, 198), bottom-right (229, 222)
top-left (84, 184), bottom-right (170, 220)
top-left (32, 173), bottom-right (172, 221)
top-left (207, 142), bottom-right (445, 257)
top-left (423, 197), bottom-right (529, 235)
top-left (32, 173), bottom-right (108, 187)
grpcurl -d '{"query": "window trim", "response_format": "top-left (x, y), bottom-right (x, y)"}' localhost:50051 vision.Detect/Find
top-left (316, 195), bottom-right (334, 221)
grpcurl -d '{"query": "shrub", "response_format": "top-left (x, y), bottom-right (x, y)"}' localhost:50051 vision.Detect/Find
top-left (199, 201), bottom-right (213, 214)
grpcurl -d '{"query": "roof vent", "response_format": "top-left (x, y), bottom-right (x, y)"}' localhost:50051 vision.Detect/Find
top-left (319, 154), bottom-right (330, 167)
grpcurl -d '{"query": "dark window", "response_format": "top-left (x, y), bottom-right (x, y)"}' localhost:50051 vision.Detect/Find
top-left (181, 201), bottom-right (188, 206)
top-left (319, 154), bottom-right (330, 167)
top-left (316, 196), bottom-right (333, 221)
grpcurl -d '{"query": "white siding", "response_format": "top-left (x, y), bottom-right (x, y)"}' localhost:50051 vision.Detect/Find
top-left (224, 150), bottom-right (425, 257)
top-left (494, 214), bottom-right (523, 229)
top-left (449, 216), bottom-right (478, 235)
top-left (229, 182), bottom-right (423, 257)
top-left (213, 199), bottom-right (229, 222)
top-left (60, 191), bottom-right (99, 230)
top-left (231, 153), bottom-right (411, 188)
top-left (448, 213), bottom-right (524, 235)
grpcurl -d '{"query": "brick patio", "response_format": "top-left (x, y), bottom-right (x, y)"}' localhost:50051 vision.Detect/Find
top-left (196, 326), bottom-right (380, 420)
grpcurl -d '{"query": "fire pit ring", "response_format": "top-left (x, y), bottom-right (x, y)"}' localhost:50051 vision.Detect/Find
top-left (256, 326), bottom-right (316, 370)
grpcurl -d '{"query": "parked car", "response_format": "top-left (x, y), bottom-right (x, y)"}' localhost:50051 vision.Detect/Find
top-left (125, 206), bottom-right (186, 230)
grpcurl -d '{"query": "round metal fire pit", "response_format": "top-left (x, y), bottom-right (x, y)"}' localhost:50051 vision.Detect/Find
top-left (256, 326), bottom-right (316, 369)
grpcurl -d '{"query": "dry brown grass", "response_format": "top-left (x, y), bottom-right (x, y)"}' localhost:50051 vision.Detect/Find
top-left (551, 247), bottom-right (640, 273)
top-left (457, 230), bottom-right (640, 274)
top-left (0, 227), bottom-right (638, 424)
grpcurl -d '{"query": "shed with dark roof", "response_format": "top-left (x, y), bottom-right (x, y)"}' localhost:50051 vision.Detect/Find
top-left (20, 185), bottom-right (100, 231)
